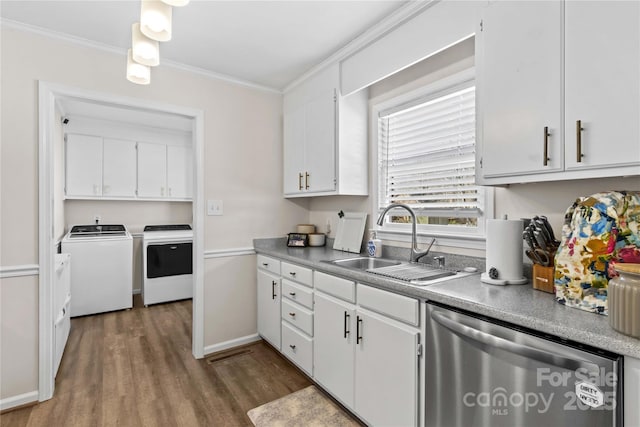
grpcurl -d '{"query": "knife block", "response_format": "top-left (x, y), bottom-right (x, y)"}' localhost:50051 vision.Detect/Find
top-left (532, 264), bottom-right (555, 294)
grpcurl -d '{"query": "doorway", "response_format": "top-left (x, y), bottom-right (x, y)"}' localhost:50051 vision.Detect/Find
top-left (38, 81), bottom-right (205, 401)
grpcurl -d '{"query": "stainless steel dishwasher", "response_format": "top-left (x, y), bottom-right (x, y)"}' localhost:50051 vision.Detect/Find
top-left (426, 303), bottom-right (622, 427)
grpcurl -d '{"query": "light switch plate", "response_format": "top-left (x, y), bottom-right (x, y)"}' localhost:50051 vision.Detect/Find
top-left (207, 200), bottom-right (223, 216)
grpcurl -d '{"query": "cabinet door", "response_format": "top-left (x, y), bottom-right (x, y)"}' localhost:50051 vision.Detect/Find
top-left (65, 134), bottom-right (103, 197)
top-left (354, 309), bottom-right (419, 427)
top-left (477, 1), bottom-right (562, 179)
top-left (626, 356), bottom-right (640, 427)
top-left (304, 90), bottom-right (337, 193)
top-left (102, 138), bottom-right (137, 197)
top-left (257, 269), bottom-right (281, 350)
top-left (313, 292), bottom-right (355, 409)
top-left (283, 107), bottom-right (306, 195)
top-left (564, 1), bottom-right (640, 170)
top-left (167, 145), bottom-right (192, 199)
top-left (137, 142), bottom-right (167, 198)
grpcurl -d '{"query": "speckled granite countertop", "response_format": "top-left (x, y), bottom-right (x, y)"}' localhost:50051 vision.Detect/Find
top-left (254, 238), bottom-right (640, 359)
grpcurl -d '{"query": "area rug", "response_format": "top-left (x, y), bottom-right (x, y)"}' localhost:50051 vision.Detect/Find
top-left (247, 385), bottom-right (360, 427)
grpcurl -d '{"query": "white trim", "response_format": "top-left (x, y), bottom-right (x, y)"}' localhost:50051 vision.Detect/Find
top-left (1, 18), bottom-right (279, 94)
top-left (38, 81), bottom-right (206, 403)
top-left (0, 390), bottom-right (39, 412)
top-left (0, 265), bottom-right (40, 279)
top-left (204, 248), bottom-right (255, 259)
top-left (203, 334), bottom-right (262, 356)
top-left (132, 289), bottom-right (141, 295)
top-left (284, 1), bottom-right (436, 93)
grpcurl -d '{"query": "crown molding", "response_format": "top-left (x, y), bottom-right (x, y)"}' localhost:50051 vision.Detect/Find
top-left (0, 18), bottom-right (281, 94)
top-left (283, 0), bottom-right (438, 93)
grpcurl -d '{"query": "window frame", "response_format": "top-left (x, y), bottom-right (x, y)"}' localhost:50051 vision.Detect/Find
top-left (370, 67), bottom-right (493, 249)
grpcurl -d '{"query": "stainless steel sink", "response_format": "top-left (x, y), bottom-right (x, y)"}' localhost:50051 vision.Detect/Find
top-left (325, 257), bottom-right (402, 270)
top-left (323, 256), bottom-right (473, 286)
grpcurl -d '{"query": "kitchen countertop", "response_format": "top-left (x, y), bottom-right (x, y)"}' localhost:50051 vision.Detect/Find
top-left (253, 238), bottom-right (640, 360)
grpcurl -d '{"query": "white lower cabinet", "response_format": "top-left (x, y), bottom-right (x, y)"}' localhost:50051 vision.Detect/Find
top-left (281, 320), bottom-right (313, 376)
top-left (313, 271), bottom-right (421, 426)
top-left (626, 356), bottom-right (640, 426)
top-left (314, 291), bottom-right (356, 408)
top-left (257, 259), bottom-right (281, 350)
top-left (354, 308), bottom-right (419, 427)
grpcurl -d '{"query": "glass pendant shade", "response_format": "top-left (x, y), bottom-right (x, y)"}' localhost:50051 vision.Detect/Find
top-left (140, 0), bottom-right (172, 42)
top-left (126, 49), bottom-right (151, 85)
top-left (132, 23), bottom-right (159, 66)
top-left (161, 0), bottom-right (189, 6)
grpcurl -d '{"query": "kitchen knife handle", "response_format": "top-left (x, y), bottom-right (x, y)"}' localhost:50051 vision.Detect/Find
top-left (576, 120), bottom-right (584, 163)
top-left (543, 126), bottom-right (550, 166)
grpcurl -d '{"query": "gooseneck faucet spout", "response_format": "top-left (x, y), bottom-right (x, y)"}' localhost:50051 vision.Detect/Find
top-left (376, 203), bottom-right (436, 263)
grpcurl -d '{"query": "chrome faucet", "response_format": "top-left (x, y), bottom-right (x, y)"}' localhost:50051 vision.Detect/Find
top-left (376, 203), bottom-right (436, 263)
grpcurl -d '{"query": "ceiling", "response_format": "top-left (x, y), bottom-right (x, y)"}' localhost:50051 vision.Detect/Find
top-left (0, 0), bottom-right (410, 91)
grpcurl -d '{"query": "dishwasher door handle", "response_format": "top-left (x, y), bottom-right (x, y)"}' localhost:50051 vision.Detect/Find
top-left (431, 310), bottom-right (598, 373)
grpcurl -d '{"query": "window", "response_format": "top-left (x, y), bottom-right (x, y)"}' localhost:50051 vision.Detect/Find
top-left (374, 70), bottom-right (491, 243)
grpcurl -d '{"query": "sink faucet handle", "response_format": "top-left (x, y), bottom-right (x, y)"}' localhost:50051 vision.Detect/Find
top-left (415, 238), bottom-right (436, 263)
top-left (434, 255), bottom-right (445, 267)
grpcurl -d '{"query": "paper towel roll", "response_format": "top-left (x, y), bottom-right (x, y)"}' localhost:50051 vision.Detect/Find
top-left (481, 218), bottom-right (528, 285)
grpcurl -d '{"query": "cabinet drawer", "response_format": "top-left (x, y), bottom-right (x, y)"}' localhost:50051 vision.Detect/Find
top-left (282, 279), bottom-right (313, 309)
top-left (281, 321), bottom-right (313, 376)
top-left (257, 255), bottom-right (281, 275)
top-left (357, 284), bottom-right (419, 326)
top-left (281, 262), bottom-right (313, 287)
top-left (282, 299), bottom-right (313, 336)
top-left (314, 271), bottom-right (355, 303)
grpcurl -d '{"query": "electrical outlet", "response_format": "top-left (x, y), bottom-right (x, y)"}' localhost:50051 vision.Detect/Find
top-left (207, 200), bottom-right (223, 216)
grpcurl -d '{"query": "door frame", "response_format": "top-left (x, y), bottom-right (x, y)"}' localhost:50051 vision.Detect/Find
top-left (38, 81), bottom-right (205, 401)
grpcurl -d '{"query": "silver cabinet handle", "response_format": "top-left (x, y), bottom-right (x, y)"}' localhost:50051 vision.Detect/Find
top-left (430, 311), bottom-right (598, 373)
top-left (543, 126), bottom-right (550, 166)
top-left (576, 120), bottom-right (584, 163)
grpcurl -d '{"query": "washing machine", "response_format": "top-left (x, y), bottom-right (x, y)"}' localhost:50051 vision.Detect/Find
top-left (61, 224), bottom-right (133, 317)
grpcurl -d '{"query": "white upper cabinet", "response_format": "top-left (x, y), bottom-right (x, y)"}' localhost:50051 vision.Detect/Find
top-left (167, 145), bottom-right (193, 199)
top-left (564, 1), bottom-right (640, 171)
top-left (137, 143), bottom-right (192, 200)
top-left (283, 63), bottom-right (368, 197)
top-left (102, 138), bottom-right (137, 198)
top-left (477, 1), bottom-right (562, 178)
top-left (476, 0), bottom-right (640, 185)
top-left (137, 142), bottom-right (167, 198)
top-left (65, 134), bottom-right (103, 197)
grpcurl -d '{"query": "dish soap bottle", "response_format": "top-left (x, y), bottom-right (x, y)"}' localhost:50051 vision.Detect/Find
top-left (367, 230), bottom-right (382, 258)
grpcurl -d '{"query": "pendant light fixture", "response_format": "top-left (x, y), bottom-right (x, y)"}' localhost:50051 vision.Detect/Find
top-left (140, 0), bottom-right (172, 42)
top-left (126, 49), bottom-right (151, 85)
top-left (161, 0), bottom-right (190, 6)
top-left (132, 23), bottom-right (160, 66)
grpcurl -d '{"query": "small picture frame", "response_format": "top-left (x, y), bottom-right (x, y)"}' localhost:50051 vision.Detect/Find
top-left (287, 233), bottom-right (309, 247)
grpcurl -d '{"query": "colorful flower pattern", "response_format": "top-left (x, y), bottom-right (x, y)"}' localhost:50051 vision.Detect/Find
top-left (554, 191), bottom-right (640, 315)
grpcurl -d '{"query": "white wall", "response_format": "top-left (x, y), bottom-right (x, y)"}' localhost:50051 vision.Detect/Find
top-left (0, 26), bottom-right (309, 402)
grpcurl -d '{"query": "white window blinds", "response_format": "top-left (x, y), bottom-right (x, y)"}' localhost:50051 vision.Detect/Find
top-left (377, 82), bottom-right (480, 218)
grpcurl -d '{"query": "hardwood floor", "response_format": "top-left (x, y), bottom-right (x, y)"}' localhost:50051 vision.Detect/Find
top-left (1, 296), bottom-right (312, 426)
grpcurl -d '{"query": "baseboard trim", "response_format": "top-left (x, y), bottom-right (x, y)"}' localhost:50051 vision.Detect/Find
top-left (0, 390), bottom-right (39, 412)
top-left (0, 264), bottom-right (40, 279)
top-left (203, 334), bottom-right (261, 356)
top-left (204, 247), bottom-right (255, 259)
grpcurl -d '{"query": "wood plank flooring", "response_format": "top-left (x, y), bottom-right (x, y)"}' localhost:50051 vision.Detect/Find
top-left (1, 296), bottom-right (312, 427)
